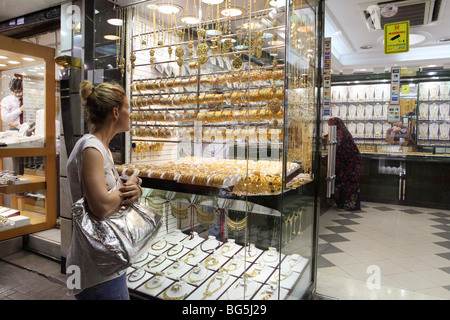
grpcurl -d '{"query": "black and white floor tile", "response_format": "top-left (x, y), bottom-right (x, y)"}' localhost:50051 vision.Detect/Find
top-left (316, 202), bottom-right (450, 299)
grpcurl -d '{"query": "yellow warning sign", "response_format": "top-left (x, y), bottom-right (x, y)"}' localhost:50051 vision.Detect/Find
top-left (384, 21), bottom-right (409, 54)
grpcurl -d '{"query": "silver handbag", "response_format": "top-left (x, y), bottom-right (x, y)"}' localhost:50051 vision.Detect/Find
top-left (70, 137), bottom-right (162, 276)
top-left (71, 196), bottom-right (162, 276)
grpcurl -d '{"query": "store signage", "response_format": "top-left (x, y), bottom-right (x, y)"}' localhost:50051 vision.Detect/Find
top-left (388, 105), bottom-right (401, 122)
top-left (323, 37), bottom-right (331, 116)
top-left (390, 66), bottom-right (401, 105)
top-left (384, 21), bottom-right (409, 54)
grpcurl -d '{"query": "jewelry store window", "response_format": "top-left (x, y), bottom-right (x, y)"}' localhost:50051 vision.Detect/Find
top-left (101, 0), bottom-right (322, 300)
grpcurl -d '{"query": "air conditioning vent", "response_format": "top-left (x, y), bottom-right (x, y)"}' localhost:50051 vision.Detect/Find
top-left (362, 0), bottom-right (441, 30)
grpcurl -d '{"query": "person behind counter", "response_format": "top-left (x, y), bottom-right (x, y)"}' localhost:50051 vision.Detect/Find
top-left (385, 121), bottom-right (413, 146)
top-left (1, 78), bottom-right (25, 130)
top-left (327, 117), bottom-right (361, 211)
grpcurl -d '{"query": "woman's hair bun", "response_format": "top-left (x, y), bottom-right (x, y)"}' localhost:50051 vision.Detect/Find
top-left (79, 80), bottom-right (95, 102)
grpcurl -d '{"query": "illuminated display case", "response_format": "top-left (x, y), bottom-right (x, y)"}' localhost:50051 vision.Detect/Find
top-left (107, 0), bottom-right (322, 300)
top-left (0, 35), bottom-right (57, 240)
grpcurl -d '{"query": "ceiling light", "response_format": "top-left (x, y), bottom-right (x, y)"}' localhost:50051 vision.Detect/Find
top-left (360, 44), bottom-right (372, 49)
top-left (269, 0), bottom-right (285, 8)
top-left (107, 18), bottom-right (123, 26)
top-left (220, 7), bottom-right (244, 17)
top-left (241, 22), bottom-right (261, 30)
top-left (157, 4), bottom-right (182, 15)
top-left (104, 35), bottom-right (120, 40)
top-left (0, 63), bottom-right (7, 67)
top-left (180, 16), bottom-right (200, 24)
top-left (409, 33), bottom-right (426, 45)
top-left (202, 0), bottom-right (224, 4)
top-left (438, 37), bottom-right (450, 42)
top-left (221, 38), bottom-right (236, 43)
top-left (0, 55), bottom-right (8, 59)
top-left (22, 57), bottom-right (35, 61)
top-left (206, 29), bottom-right (222, 36)
top-left (7, 60), bottom-right (20, 64)
top-left (269, 40), bottom-right (284, 46)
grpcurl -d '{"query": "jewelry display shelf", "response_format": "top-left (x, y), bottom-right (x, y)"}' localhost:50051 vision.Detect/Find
top-left (0, 174), bottom-right (45, 194)
top-left (113, 0), bottom-right (319, 300)
top-left (126, 231), bottom-right (309, 300)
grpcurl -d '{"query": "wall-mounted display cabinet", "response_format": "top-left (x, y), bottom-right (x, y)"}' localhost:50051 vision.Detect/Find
top-left (104, 0), bottom-right (322, 300)
top-left (0, 35), bottom-right (57, 240)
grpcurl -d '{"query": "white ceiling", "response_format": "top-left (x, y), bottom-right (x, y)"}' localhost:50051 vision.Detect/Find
top-left (325, 0), bottom-right (450, 73)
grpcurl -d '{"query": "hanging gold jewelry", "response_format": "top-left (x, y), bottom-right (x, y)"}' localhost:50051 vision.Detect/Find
top-left (175, 28), bottom-right (185, 75)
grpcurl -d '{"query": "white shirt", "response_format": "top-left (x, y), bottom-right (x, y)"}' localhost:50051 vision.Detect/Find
top-left (1, 94), bottom-right (22, 129)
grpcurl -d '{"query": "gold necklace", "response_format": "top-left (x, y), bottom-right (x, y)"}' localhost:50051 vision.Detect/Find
top-left (273, 269), bottom-right (293, 282)
top-left (220, 241), bottom-right (236, 254)
top-left (224, 257), bottom-right (243, 272)
top-left (183, 248), bottom-right (199, 264)
top-left (204, 255), bottom-right (220, 268)
top-left (162, 283), bottom-right (188, 300)
top-left (144, 276), bottom-right (165, 290)
top-left (167, 244), bottom-right (185, 257)
top-left (201, 272), bottom-right (229, 300)
top-left (187, 266), bottom-right (208, 283)
top-left (261, 249), bottom-right (279, 264)
top-left (146, 255), bottom-right (166, 269)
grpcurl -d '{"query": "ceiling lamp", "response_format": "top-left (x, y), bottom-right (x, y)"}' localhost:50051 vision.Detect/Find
top-left (202, 0), bottom-right (224, 4)
top-left (269, 40), bottom-right (284, 46)
top-left (104, 35), bottom-right (120, 40)
top-left (221, 38), bottom-right (236, 43)
top-left (0, 63), bottom-right (7, 67)
top-left (7, 60), bottom-right (21, 64)
top-left (180, 15), bottom-right (201, 24)
top-left (206, 29), bottom-right (222, 36)
top-left (360, 44), bottom-right (372, 49)
top-left (438, 36), bottom-right (450, 42)
top-left (22, 57), bottom-right (36, 61)
top-left (269, 0), bottom-right (286, 8)
top-left (220, 7), bottom-right (244, 17)
top-left (0, 55), bottom-right (8, 59)
top-left (107, 18), bottom-right (123, 26)
top-left (409, 33), bottom-right (426, 45)
top-left (157, 4), bottom-right (182, 15)
top-left (241, 22), bottom-right (261, 30)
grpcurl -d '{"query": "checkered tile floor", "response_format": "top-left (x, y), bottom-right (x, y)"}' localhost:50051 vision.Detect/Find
top-left (316, 201), bottom-right (450, 299)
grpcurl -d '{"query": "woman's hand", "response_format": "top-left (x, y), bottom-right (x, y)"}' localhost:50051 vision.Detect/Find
top-left (119, 171), bottom-right (143, 205)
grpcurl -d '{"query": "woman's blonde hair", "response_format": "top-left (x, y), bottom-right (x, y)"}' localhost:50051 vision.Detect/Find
top-left (79, 80), bottom-right (126, 131)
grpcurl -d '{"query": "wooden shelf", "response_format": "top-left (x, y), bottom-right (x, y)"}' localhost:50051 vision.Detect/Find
top-left (0, 174), bottom-right (46, 194)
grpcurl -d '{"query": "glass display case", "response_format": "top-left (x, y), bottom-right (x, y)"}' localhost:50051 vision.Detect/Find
top-left (110, 0), bottom-right (321, 300)
top-left (326, 72), bottom-right (450, 207)
top-left (0, 35), bottom-right (57, 240)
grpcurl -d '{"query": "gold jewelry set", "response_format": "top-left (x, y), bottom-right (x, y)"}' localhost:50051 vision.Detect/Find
top-left (117, 157), bottom-right (301, 195)
top-left (130, 69), bottom-right (283, 93)
top-left (130, 88), bottom-right (284, 108)
top-left (132, 141), bottom-right (164, 160)
top-left (201, 270), bottom-right (230, 300)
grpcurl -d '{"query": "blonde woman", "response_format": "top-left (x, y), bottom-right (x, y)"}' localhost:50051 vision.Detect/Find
top-left (66, 80), bottom-right (142, 300)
